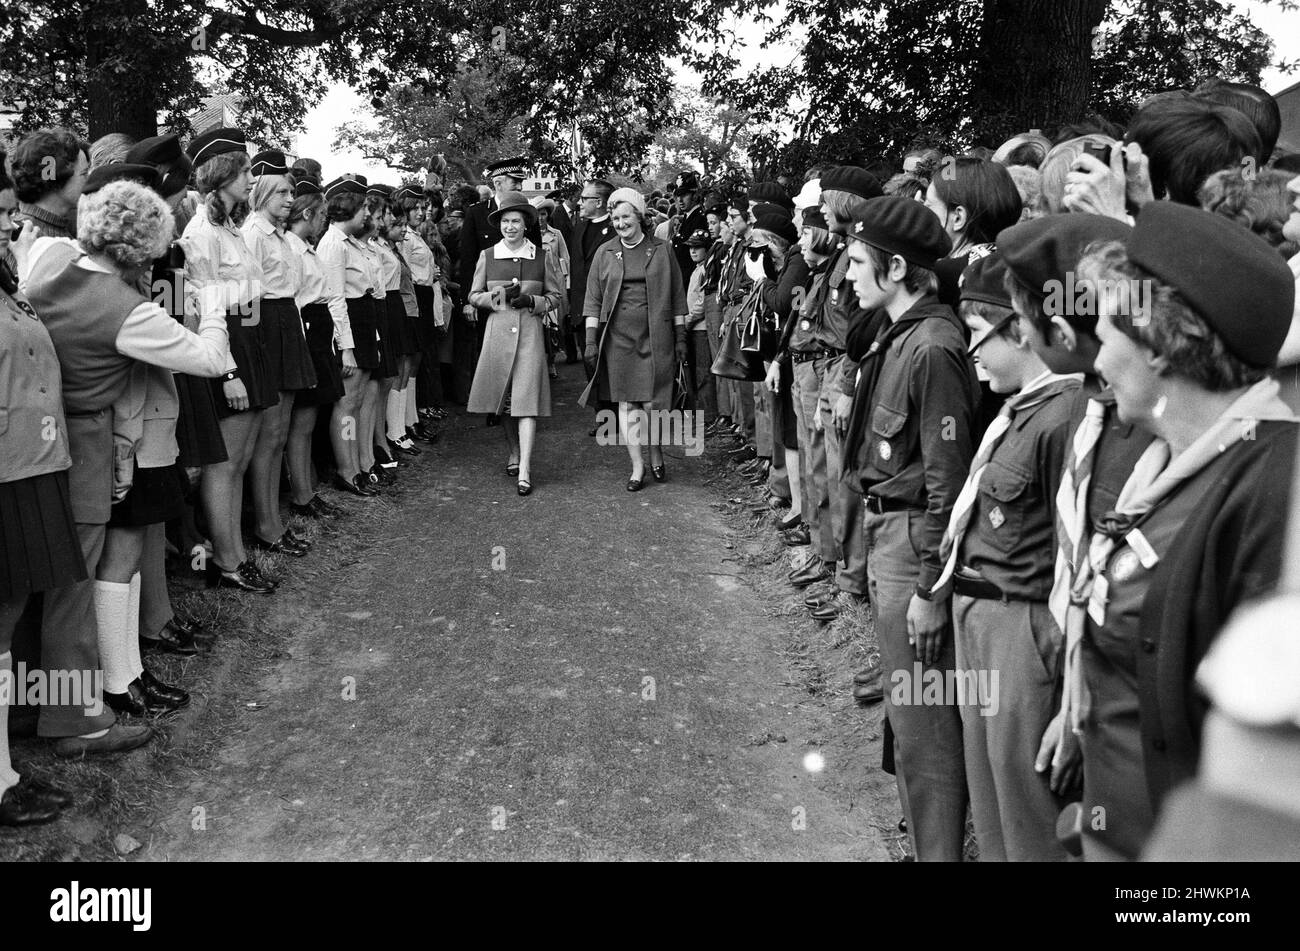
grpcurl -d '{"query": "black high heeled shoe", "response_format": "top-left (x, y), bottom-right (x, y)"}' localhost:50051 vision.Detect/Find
top-left (651, 463), bottom-right (666, 483)
top-left (627, 476), bottom-right (645, 493)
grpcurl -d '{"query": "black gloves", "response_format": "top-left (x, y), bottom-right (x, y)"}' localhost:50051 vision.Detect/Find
top-left (675, 326), bottom-right (689, 363)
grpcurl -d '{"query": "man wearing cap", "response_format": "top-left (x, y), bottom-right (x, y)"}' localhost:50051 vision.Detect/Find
top-left (941, 252), bottom-right (1081, 861)
top-left (840, 195), bottom-right (979, 861)
top-left (1044, 204), bottom-right (1296, 860)
top-left (662, 170), bottom-right (708, 283)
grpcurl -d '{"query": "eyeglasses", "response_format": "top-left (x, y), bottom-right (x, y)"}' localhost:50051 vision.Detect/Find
top-left (580, 195), bottom-right (601, 201)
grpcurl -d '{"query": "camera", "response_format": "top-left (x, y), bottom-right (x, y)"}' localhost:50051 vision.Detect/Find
top-left (1082, 142), bottom-right (1128, 170)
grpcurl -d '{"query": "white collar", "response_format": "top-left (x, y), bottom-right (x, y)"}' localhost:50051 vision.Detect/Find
top-left (248, 213), bottom-right (281, 237)
top-left (588, 214), bottom-right (610, 224)
top-left (493, 240), bottom-right (536, 260)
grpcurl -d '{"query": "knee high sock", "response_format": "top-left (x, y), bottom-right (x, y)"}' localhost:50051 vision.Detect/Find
top-left (93, 580), bottom-right (134, 695)
top-left (126, 572), bottom-right (143, 683)
top-left (0, 652), bottom-right (20, 798)
top-left (386, 385), bottom-right (407, 442)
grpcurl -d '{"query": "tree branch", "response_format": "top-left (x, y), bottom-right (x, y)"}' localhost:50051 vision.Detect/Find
top-left (203, 7), bottom-right (347, 47)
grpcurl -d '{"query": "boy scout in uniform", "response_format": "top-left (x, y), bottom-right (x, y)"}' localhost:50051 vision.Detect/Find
top-left (934, 252), bottom-right (1081, 861)
top-left (841, 196), bottom-right (979, 861)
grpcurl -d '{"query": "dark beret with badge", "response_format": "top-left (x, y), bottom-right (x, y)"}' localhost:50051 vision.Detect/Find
top-left (1126, 201), bottom-right (1296, 368)
top-left (685, 228), bottom-right (713, 248)
top-left (186, 126), bottom-right (247, 168)
top-left (845, 195), bottom-right (952, 269)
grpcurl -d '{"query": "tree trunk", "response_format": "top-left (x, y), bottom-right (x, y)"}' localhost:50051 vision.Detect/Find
top-left (974, 0), bottom-right (1108, 144)
top-left (84, 0), bottom-right (160, 139)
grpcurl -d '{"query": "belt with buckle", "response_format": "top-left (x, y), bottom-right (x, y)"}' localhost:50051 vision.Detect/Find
top-left (864, 494), bottom-right (917, 515)
top-left (790, 347), bottom-right (845, 364)
top-left (952, 571), bottom-right (1007, 601)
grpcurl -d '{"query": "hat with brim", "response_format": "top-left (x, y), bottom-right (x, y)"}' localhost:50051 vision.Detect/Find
top-left (686, 229), bottom-right (712, 248)
top-left (187, 127), bottom-right (247, 168)
top-left (82, 163), bottom-right (163, 196)
top-left (488, 190), bottom-right (537, 228)
top-left (673, 170), bottom-right (701, 196)
top-left (250, 149), bottom-right (290, 178)
top-left (485, 156), bottom-right (529, 180)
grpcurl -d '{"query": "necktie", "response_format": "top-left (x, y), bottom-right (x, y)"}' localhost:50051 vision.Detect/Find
top-left (931, 371), bottom-right (1069, 597)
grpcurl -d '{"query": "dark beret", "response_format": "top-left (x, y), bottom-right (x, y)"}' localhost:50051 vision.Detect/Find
top-left (249, 149), bottom-right (290, 178)
top-left (82, 163), bottom-right (162, 196)
top-left (754, 213), bottom-right (798, 245)
top-left (126, 134), bottom-right (183, 167)
top-left (705, 203), bottom-right (728, 219)
top-left (1127, 201), bottom-right (1295, 368)
top-left (820, 165), bottom-right (883, 201)
top-left (186, 126), bottom-right (246, 167)
top-left (997, 214), bottom-right (1133, 304)
top-left (801, 207), bottom-right (829, 231)
top-left (748, 181), bottom-right (793, 208)
top-left (845, 195), bottom-right (952, 268)
top-left (750, 201), bottom-right (791, 222)
top-left (959, 252), bottom-right (1012, 309)
top-left (324, 177), bottom-right (367, 200)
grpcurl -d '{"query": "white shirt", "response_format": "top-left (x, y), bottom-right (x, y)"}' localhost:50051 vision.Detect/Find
top-left (242, 213), bottom-right (303, 300)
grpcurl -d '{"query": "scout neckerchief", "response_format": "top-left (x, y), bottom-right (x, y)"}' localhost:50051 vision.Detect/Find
top-left (1058, 376), bottom-right (1295, 733)
top-left (931, 370), bottom-right (1081, 597)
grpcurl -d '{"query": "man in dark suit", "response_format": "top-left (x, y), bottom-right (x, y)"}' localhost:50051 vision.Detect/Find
top-left (665, 170), bottom-right (708, 284)
top-left (567, 177), bottom-right (617, 369)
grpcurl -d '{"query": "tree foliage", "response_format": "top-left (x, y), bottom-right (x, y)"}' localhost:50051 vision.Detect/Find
top-left (700, 0), bottom-right (1290, 174)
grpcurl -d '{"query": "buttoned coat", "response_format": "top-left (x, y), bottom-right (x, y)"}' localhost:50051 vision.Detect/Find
top-left (578, 235), bottom-right (687, 410)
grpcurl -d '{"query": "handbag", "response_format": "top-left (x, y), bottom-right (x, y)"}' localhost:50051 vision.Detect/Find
top-left (736, 286), bottom-right (779, 361)
top-left (710, 312), bottom-right (766, 382)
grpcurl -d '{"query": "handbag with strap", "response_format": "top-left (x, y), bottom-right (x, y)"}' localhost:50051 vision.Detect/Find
top-left (711, 311), bottom-right (766, 382)
top-left (736, 285), bottom-right (779, 361)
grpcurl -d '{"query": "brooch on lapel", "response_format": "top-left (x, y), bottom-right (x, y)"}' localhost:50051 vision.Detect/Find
top-left (615, 251), bottom-right (623, 260)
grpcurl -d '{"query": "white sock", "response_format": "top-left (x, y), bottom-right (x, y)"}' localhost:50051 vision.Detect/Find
top-left (93, 580), bottom-right (135, 695)
top-left (386, 386), bottom-right (407, 442)
top-left (126, 571), bottom-right (144, 682)
top-left (0, 652), bottom-right (20, 798)
top-left (405, 381), bottom-right (418, 427)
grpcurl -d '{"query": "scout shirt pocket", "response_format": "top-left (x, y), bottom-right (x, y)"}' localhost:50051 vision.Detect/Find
top-left (869, 402), bottom-right (908, 476)
top-left (976, 458), bottom-right (1032, 554)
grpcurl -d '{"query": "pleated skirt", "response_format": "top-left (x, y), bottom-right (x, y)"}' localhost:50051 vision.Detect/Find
top-left (0, 470), bottom-right (87, 602)
top-left (258, 297), bottom-right (317, 393)
top-left (296, 302), bottom-right (346, 407)
top-left (413, 283), bottom-right (438, 351)
top-left (345, 296), bottom-right (382, 371)
top-left (212, 306), bottom-right (275, 417)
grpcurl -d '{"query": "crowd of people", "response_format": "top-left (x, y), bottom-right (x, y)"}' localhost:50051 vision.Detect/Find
top-left (3, 74), bottom-right (1300, 860)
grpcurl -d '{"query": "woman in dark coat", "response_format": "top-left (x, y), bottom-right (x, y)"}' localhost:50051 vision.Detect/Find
top-left (1068, 202), bottom-right (1297, 861)
top-left (466, 192), bottom-right (564, 495)
top-left (579, 188), bottom-right (689, 491)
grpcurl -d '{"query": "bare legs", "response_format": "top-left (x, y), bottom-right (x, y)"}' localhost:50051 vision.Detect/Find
top-left (358, 376), bottom-right (382, 473)
top-left (501, 415), bottom-right (536, 483)
top-left (287, 401), bottom-right (319, 507)
top-left (201, 411), bottom-right (263, 572)
top-left (330, 369), bottom-right (368, 480)
top-left (618, 401), bottom-right (655, 482)
top-left (251, 391), bottom-right (294, 543)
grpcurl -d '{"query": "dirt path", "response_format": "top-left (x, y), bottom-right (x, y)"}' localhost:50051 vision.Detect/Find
top-left (139, 363), bottom-right (890, 861)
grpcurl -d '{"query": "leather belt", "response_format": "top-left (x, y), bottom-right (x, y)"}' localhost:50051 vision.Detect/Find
top-left (864, 494), bottom-right (919, 515)
top-left (952, 573), bottom-right (1006, 600)
top-left (791, 347), bottom-right (845, 364)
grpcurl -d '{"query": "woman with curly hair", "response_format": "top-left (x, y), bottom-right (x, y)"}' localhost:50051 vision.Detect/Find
top-left (24, 176), bottom-right (230, 748)
top-left (179, 127), bottom-right (277, 593)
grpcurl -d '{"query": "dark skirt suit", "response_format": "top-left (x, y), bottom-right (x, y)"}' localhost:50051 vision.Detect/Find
top-left (1079, 417), bottom-right (1297, 861)
top-left (466, 241), bottom-right (564, 418)
top-left (578, 234), bottom-right (687, 410)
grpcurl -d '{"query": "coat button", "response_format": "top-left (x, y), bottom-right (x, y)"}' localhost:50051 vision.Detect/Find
top-left (510, 327), bottom-right (517, 334)
top-left (1140, 639), bottom-right (1156, 653)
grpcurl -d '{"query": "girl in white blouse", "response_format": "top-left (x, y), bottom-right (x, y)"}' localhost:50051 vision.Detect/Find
top-left (179, 143), bottom-right (276, 594)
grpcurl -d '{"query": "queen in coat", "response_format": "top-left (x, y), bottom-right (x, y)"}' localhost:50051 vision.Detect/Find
top-left (466, 191), bottom-right (564, 495)
top-left (579, 188), bottom-right (689, 491)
